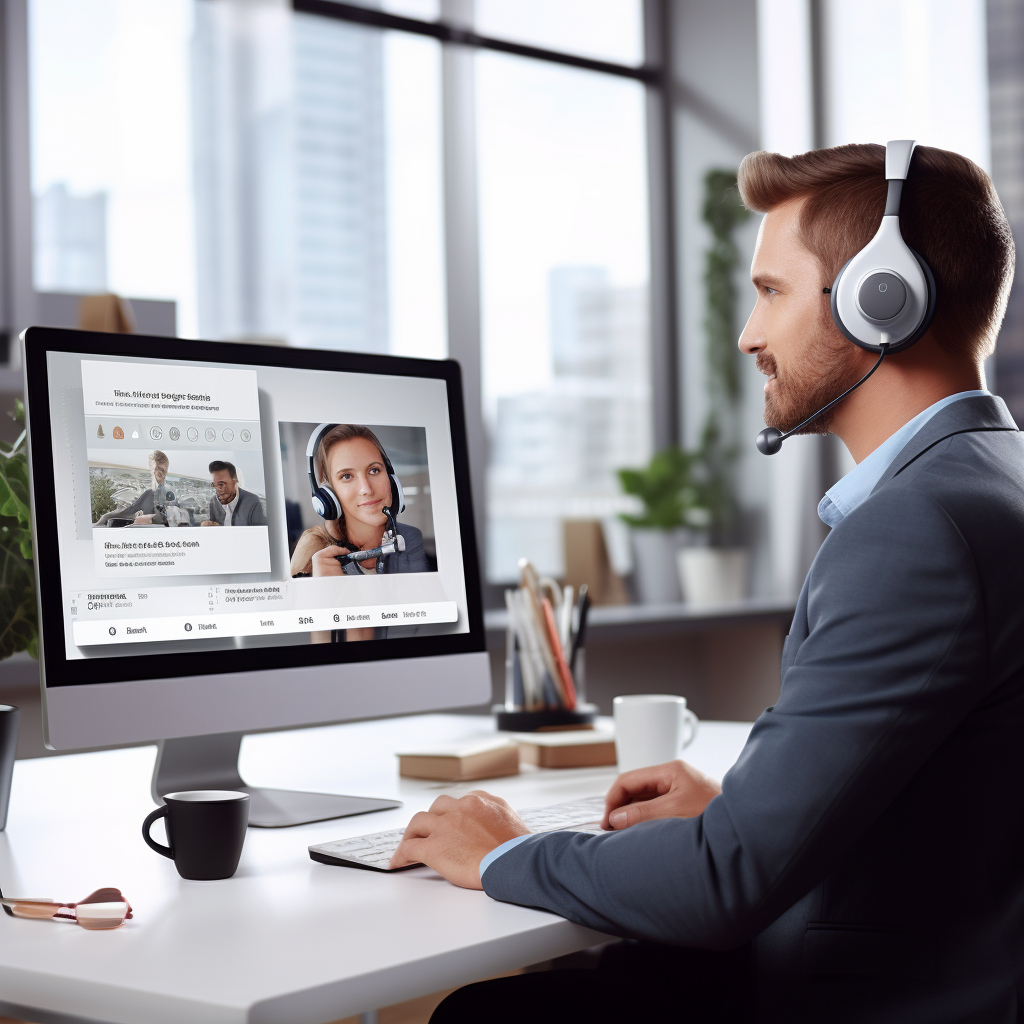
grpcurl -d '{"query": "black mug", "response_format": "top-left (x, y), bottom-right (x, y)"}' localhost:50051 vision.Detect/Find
top-left (143, 790), bottom-right (249, 880)
top-left (0, 705), bottom-right (19, 831)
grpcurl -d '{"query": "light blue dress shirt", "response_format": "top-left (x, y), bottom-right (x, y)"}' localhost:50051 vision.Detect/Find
top-left (480, 833), bottom-right (534, 878)
top-left (817, 391), bottom-right (990, 529)
top-left (482, 391), bottom-right (990, 881)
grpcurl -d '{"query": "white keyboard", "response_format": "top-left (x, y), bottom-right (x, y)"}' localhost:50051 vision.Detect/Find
top-left (309, 795), bottom-right (607, 872)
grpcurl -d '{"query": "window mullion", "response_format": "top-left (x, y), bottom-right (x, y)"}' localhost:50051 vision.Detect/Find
top-left (440, 0), bottom-right (488, 580)
top-left (643, 0), bottom-right (679, 451)
top-left (1, 0), bottom-right (35, 356)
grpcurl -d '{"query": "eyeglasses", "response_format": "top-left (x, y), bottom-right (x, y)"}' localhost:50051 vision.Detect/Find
top-left (0, 887), bottom-right (133, 930)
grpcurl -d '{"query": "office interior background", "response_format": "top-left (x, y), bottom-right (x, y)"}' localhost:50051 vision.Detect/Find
top-left (0, 0), bottom-right (1019, 731)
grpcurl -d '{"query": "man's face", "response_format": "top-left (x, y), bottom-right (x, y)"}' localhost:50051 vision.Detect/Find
top-left (738, 199), bottom-right (863, 433)
top-left (211, 469), bottom-right (237, 503)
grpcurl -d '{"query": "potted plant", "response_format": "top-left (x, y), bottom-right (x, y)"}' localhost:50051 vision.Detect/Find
top-left (617, 447), bottom-right (706, 604)
top-left (0, 401), bottom-right (38, 662)
top-left (675, 169), bottom-right (751, 606)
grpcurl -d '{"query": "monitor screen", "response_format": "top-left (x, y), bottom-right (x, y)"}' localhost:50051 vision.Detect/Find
top-left (25, 329), bottom-right (483, 690)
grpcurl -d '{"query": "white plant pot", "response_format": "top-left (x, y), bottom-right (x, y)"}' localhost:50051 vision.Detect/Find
top-left (630, 527), bottom-right (688, 604)
top-left (677, 547), bottom-right (748, 608)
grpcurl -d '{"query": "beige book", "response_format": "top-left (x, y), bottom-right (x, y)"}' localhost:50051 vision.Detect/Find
top-left (515, 729), bottom-right (617, 769)
top-left (397, 737), bottom-right (520, 781)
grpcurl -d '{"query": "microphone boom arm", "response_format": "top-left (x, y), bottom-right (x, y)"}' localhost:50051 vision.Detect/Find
top-left (756, 343), bottom-right (889, 456)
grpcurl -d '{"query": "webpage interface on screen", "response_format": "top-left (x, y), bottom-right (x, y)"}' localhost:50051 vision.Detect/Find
top-left (45, 350), bottom-right (469, 661)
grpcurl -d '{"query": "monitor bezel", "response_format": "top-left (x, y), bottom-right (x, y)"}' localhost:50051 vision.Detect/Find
top-left (24, 326), bottom-right (486, 690)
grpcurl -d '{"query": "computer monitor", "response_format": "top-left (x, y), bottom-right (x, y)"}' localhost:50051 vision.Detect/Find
top-left (23, 327), bottom-right (489, 826)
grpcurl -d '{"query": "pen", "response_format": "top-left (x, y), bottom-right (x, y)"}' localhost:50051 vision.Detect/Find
top-left (569, 584), bottom-right (590, 675)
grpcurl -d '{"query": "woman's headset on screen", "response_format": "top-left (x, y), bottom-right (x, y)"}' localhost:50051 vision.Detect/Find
top-left (305, 423), bottom-right (407, 573)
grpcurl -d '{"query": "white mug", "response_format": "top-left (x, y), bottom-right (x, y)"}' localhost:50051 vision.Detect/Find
top-left (613, 694), bottom-right (699, 773)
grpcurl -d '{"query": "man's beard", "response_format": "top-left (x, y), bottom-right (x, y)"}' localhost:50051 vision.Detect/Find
top-left (759, 318), bottom-right (861, 436)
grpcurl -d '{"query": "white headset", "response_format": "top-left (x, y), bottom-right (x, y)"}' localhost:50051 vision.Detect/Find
top-left (829, 139), bottom-right (937, 353)
top-left (305, 423), bottom-right (405, 523)
top-left (756, 140), bottom-right (939, 455)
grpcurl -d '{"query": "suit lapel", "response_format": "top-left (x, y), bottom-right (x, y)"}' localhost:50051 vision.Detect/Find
top-left (872, 395), bottom-right (1018, 492)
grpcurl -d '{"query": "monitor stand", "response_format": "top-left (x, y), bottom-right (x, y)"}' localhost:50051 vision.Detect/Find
top-left (151, 733), bottom-right (402, 828)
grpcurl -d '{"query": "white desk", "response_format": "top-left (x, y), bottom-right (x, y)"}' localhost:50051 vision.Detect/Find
top-left (0, 714), bottom-right (751, 1024)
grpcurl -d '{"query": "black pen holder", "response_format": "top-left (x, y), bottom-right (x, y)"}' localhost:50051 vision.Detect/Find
top-left (494, 646), bottom-right (597, 732)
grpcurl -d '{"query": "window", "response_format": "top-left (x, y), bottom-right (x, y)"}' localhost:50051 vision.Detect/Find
top-left (30, 0), bottom-right (198, 330)
top-left (476, 54), bottom-right (651, 580)
top-left (474, 0), bottom-right (643, 66)
top-left (29, 0), bottom-right (447, 357)
top-left (23, 0), bottom-right (662, 596)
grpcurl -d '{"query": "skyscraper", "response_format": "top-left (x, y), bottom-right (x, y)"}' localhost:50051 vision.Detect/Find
top-left (190, 5), bottom-right (389, 351)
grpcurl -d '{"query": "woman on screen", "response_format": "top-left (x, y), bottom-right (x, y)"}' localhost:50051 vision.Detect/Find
top-left (290, 424), bottom-right (429, 580)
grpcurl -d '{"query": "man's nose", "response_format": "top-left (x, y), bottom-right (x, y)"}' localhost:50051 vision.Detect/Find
top-left (738, 311), bottom-right (764, 356)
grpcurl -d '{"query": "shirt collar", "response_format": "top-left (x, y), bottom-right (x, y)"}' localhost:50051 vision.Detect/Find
top-left (817, 390), bottom-right (990, 529)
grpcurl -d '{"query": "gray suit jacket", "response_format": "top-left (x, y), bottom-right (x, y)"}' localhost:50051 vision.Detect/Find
top-left (207, 487), bottom-right (266, 526)
top-left (483, 396), bottom-right (1024, 1023)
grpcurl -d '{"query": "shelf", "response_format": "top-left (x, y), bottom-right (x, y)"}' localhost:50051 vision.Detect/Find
top-left (484, 597), bottom-right (795, 634)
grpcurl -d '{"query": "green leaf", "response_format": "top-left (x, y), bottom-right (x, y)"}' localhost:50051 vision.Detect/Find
top-left (0, 405), bottom-right (37, 661)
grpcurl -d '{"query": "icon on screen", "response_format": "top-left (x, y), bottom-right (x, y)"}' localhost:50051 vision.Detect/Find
top-left (96, 424), bottom-right (104, 438)
top-left (240, 429), bottom-right (251, 443)
top-left (187, 427), bottom-right (199, 442)
top-left (113, 426), bottom-right (124, 439)
top-left (222, 428), bottom-right (234, 442)
top-left (184, 623), bottom-right (193, 632)
top-left (150, 426), bottom-right (163, 440)
top-left (108, 626), bottom-right (116, 636)
top-left (169, 427), bottom-right (180, 441)
top-left (205, 428), bottom-right (216, 442)
top-left (131, 430), bottom-right (139, 439)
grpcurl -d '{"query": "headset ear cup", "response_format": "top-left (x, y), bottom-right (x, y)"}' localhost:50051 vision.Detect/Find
top-left (830, 258), bottom-right (856, 342)
top-left (829, 251), bottom-right (935, 354)
top-left (314, 486), bottom-right (343, 521)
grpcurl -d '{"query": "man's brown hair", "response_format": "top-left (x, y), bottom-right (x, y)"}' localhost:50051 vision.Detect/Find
top-left (737, 143), bottom-right (1015, 361)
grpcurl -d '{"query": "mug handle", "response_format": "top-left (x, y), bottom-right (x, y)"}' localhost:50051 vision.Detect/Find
top-left (142, 805), bottom-right (174, 859)
top-left (679, 708), bottom-right (699, 752)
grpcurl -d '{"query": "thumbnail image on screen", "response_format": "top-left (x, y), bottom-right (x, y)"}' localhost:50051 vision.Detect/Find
top-left (90, 449), bottom-right (268, 530)
top-left (279, 421), bottom-right (437, 579)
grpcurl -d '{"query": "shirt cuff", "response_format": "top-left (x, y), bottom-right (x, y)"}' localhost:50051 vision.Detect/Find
top-left (479, 834), bottom-right (534, 879)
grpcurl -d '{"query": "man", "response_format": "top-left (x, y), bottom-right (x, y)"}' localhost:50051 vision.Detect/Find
top-left (94, 450), bottom-right (174, 525)
top-left (391, 144), bottom-right (1024, 1024)
top-left (201, 461), bottom-right (267, 526)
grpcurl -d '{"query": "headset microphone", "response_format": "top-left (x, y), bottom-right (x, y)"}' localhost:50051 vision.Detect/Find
top-left (755, 344), bottom-right (889, 454)
top-left (756, 140), bottom-right (936, 455)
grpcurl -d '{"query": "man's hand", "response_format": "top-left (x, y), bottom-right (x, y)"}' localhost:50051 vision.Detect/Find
top-left (390, 791), bottom-right (531, 889)
top-left (602, 760), bottom-right (721, 831)
top-left (311, 545), bottom-right (350, 577)
top-left (200, 520), bottom-right (220, 527)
